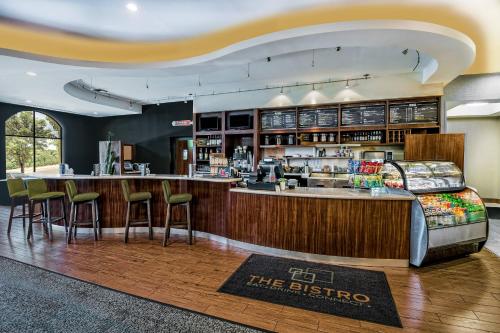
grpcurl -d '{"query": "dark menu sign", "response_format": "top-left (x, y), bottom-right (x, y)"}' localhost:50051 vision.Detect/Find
top-left (389, 102), bottom-right (438, 124)
top-left (261, 111), bottom-right (296, 130)
top-left (341, 105), bottom-right (386, 126)
top-left (298, 108), bottom-right (338, 128)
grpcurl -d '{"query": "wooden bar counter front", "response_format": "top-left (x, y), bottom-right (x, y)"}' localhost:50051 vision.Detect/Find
top-left (41, 175), bottom-right (415, 267)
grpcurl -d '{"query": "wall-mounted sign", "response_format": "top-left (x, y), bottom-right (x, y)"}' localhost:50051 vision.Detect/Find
top-left (172, 120), bottom-right (193, 127)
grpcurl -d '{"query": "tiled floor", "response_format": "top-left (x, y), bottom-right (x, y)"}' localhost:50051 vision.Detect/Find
top-left (0, 206), bottom-right (500, 332)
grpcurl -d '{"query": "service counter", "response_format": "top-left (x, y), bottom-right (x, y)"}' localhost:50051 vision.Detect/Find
top-left (31, 174), bottom-right (415, 267)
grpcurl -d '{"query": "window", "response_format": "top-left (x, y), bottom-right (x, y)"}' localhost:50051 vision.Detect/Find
top-left (5, 111), bottom-right (62, 176)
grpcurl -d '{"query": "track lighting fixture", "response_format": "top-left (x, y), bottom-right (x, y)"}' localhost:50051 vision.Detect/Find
top-left (336, 46), bottom-right (341, 52)
top-left (345, 80), bottom-right (350, 89)
top-left (402, 49), bottom-right (409, 55)
top-left (280, 86), bottom-right (284, 95)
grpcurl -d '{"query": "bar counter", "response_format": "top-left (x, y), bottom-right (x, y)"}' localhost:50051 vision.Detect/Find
top-left (31, 174), bottom-right (414, 267)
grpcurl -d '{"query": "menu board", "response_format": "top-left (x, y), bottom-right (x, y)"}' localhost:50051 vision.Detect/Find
top-left (390, 102), bottom-right (438, 124)
top-left (298, 108), bottom-right (338, 128)
top-left (261, 110), bottom-right (296, 130)
top-left (341, 105), bottom-right (386, 126)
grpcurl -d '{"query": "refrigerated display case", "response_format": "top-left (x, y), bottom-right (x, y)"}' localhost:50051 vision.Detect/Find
top-left (382, 161), bottom-right (488, 266)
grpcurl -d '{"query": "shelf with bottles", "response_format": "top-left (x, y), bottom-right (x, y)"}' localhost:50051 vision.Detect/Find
top-left (340, 130), bottom-right (384, 144)
top-left (417, 189), bottom-right (487, 229)
top-left (298, 132), bottom-right (337, 146)
top-left (261, 133), bottom-right (296, 146)
top-left (195, 146), bottom-right (223, 163)
top-left (195, 135), bottom-right (223, 147)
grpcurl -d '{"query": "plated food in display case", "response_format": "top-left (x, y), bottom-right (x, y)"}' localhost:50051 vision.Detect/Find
top-left (417, 189), bottom-right (487, 229)
top-left (381, 160), bottom-right (488, 267)
top-left (382, 161), bottom-right (465, 193)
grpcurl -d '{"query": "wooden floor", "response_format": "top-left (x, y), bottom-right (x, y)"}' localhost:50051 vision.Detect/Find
top-left (0, 207), bottom-right (500, 333)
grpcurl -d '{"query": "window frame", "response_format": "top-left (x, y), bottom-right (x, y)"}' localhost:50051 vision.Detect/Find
top-left (5, 111), bottom-right (63, 173)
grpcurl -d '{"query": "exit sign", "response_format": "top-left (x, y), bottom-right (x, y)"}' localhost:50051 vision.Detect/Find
top-left (172, 120), bottom-right (193, 127)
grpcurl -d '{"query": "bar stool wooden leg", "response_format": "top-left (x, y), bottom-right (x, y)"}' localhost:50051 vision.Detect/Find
top-left (162, 203), bottom-right (171, 247)
top-left (22, 199), bottom-right (26, 229)
top-left (96, 201), bottom-right (102, 236)
top-left (46, 199), bottom-right (53, 241)
top-left (91, 200), bottom-right (98, 241)
top-left (62, 198), bottom-right (68, 233)
top-left (27, 200), bottom-right (34, 240)
top-left (67, 202), bottom-right (74, 244)
top-left (147, 199), bottom-right (153, 240)
top-left (124, 202), bottom-right (131, 243)
top-left (73, 204), bottom-right (78, 238)
top-left (7, 199), bottom-right (15, 235)
top-left (187, 202), bottom-right (192, 245)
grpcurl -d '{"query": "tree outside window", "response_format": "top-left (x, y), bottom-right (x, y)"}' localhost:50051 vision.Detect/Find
top-left (5, 111), bottom-right (62, 177)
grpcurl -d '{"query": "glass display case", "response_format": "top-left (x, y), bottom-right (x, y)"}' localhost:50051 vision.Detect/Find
top-left (382, 161), bottom-right (465, 193)
top-left (382, 160), bottom-right (488, 267)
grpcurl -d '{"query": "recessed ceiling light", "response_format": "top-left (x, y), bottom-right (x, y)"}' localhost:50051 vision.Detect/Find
top-left (26, 71), bottom-right (37, 76)
top-left (25, 99), bottom-right (32, 103)
top-left (126, 3), bottom-right (138, 12)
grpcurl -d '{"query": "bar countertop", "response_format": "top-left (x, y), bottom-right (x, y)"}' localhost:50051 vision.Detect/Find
top-left (230, 187), bottom-right (416, 200)
top-left (13, 173), bottom-right (241, 183)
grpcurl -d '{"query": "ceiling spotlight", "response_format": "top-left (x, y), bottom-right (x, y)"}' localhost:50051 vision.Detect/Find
top-left (280, 86), bottom-right (284, 95)
top-left (312, 83), bottom-right (316, 91)
top-left (156, 102), bottom-right (160, 106)
top-left (126, 3), bottom-right (138, 12)
top-left (25, 99), bottom-right (32, 104)
top-left (26, 71), bottom-right (37, 76)
top-left (267, 57), bottom-right (271, 62)
top-left (336, 46), bottom-right (341, 52)
top-left (402, 49), bottom-right (409, 55)
top-left (345, 80), bottom-right (350, 89)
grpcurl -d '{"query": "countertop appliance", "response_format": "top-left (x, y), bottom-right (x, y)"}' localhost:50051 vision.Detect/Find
top-left (382, 160), bottom-right (488, 266)
top-left (307, 172), bottom-right (335, 188)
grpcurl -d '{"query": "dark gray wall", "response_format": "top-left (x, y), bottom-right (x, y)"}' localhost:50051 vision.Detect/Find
top-left (96, 102), bottom-right (193, 174)
top-left (0, 101), bottom-right (193, 204)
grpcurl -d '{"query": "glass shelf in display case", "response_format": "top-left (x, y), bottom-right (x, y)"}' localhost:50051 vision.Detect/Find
top-left (382, 161), bottom-right (465, 194)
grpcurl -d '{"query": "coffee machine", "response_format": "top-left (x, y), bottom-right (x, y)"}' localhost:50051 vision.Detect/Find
top-left (246, 158), bottom-right (284, 190)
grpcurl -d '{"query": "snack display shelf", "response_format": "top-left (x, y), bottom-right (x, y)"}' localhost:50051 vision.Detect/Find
top-left (382, 160), bottom-right (488, 267)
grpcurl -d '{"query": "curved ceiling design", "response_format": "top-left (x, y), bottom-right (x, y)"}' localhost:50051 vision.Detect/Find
top-left (0, 19), bottom-right (475, 116)
top-left (0, 0), bottom-right (496, 74)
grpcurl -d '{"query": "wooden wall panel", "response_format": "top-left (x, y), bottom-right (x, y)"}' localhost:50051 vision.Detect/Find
top-left (46, 179), bottom-right (229, 234)
top-left (45, 179), bottom-right (411, 260)
top-left (404, 133), bottom-right (465, 171)
top-left (228, 193), bottom-right (411, 259)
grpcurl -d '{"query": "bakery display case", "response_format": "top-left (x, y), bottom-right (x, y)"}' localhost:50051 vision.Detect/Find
top-left (382, 161), bottom-right (488, 266)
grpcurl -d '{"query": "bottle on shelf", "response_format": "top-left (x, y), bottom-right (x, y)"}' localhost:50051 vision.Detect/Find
top-left (204, 148), bottom-right (208, 160)
top-left (198, 148), bottom-right (203, 160)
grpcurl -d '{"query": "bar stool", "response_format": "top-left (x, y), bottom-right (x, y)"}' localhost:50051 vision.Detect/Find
top-left (161, 180), bottom-right (193, 246)
top-left (6, 178), bottom-right (29, 234)
top-left (121, 180), bottom-right (153, 243)
top-left (26, 179), bottom-right (67, 241)
top-left (65, 180), bottom-right (101, 244)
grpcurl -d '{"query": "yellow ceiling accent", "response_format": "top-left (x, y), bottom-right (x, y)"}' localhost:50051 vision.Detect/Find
top-left (0, 3), bottom-right (497, 74)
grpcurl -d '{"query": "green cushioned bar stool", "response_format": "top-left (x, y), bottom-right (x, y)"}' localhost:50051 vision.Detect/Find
top-left (162, 180), bottom-right (193, 247)
top-left (26, 179), bottom-right (67, 241)
top-left (65, 180), bottom-right (101, 244)
top-left (121, 180), bottom-right (153, 243)
top-left (6, 178), bottom-right (30, 234)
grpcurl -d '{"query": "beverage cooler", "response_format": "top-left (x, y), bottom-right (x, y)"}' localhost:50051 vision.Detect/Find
top-left (382, 161), bottom-right (489, 267)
